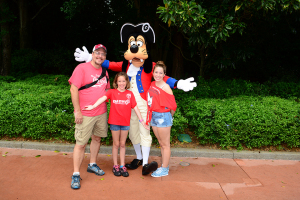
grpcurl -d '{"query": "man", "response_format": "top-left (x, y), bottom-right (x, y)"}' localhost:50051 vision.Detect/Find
top-left (69, 44), bottom-right (110, 189)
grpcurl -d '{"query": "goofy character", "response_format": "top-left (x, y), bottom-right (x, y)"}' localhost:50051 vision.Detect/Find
top-left (74, 22), bottom-right (197, 175)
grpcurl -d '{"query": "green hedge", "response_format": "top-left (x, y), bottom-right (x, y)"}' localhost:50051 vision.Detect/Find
top-left (186, 77), bottom-right (300, 99)
top-left (181, 96), bottom-right (300, 149)
top-left (0, 75), bottom-right (74, 141)
top-left (0, 74), bottom-right (299, 149)
top-left (10, 49), bottom-right (75, 79)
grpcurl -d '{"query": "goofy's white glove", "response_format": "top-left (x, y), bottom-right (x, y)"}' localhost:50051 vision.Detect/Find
top-left (177, 77), bottom-right (197, 92)
top-left (74, 46), bottom-right (92, 62)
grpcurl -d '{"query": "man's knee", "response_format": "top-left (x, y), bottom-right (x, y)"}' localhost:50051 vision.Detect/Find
top-left (91, 135), bottom-right (101, 143)
top-left (74, 143), bottom-right (87, 150)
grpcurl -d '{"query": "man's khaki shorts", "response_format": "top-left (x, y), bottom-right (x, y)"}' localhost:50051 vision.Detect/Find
top-left (75, 113), bottom-right (108, 145)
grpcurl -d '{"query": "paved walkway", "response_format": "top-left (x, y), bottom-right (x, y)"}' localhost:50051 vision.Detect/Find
top-left (0, 141), bottom-right (300, 200)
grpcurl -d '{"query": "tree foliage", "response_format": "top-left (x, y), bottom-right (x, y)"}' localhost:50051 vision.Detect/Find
top-left (157, 0), bottom-right (300, 77)
top-left (0, 0), bottom-right (16, 76)
top-left (0, 0), bottom-right (299, 81)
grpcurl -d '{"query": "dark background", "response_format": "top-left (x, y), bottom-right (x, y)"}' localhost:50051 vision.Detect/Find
top-left (1, 0), bottom-right (299, 83)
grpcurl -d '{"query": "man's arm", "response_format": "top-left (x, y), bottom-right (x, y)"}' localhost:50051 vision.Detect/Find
top-left (70, 84), bottom-right (83, 124)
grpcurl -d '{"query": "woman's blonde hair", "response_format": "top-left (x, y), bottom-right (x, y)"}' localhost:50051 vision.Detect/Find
top-left (113, 72), bottom-right (130, 89)
top-left (153, 61), bottom-right (167, 74)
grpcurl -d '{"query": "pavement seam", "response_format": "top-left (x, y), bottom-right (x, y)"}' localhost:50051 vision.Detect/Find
top-left (233, 159), bottom-right (252, 180)
top-left (218, 183), bottom-right (229, 200)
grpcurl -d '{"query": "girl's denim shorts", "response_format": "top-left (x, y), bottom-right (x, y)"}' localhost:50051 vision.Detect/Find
top-left (110, 124), bottom-right (130, 131)
top-left (150, 111), bottom-right (173, 127)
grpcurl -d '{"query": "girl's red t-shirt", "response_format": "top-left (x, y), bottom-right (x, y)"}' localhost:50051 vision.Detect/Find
top-left (105, 89), bottom-right (137, 126)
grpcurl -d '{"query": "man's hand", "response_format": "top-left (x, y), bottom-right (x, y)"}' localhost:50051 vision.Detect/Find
top-left (177, 77), bottom-right (197, 92)
top-left (74, 46), bottom-right (92, 62)
top-left (74, 111), bottom-right (83, 124)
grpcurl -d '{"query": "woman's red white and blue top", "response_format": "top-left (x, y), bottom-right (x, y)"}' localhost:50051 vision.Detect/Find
top-left (146, 81), bottom-right (177, 125)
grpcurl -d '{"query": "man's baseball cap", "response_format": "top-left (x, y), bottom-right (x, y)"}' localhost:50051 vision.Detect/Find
top-left (93, 44), bottom-right (107, 52)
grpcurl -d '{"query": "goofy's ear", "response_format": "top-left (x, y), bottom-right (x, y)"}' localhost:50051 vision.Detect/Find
top-left (122, 57), bottom-right (129, 72)
top-left (144, 54), bottom-right (152, 74)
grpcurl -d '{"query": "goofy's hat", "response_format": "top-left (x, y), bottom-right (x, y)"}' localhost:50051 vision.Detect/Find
top-left (120, 23), bottom-right (155, 73)
top-left (120, 23), bottom-right (155, 44)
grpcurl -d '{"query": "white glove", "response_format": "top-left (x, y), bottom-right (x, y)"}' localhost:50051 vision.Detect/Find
top-left (177, 77), bottom-right (197, 92)
top-left (74, 46), bottom-right (92, 62)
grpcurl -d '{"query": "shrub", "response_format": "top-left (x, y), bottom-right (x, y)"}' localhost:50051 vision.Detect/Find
top-left (184, 96), bottom-right (300, 149)
top-left (185, 77), bottom-right (300, 99)
top-left (11, 48), bottom-right (76, 79)
top-left (0, 77), bottom-right (74, 141)
top-left (10, 49), bottom-right (41, 78)
top-left (1, 74), bottom-right (299, 149)
top-left (0, 74), bottom-right (115, 144)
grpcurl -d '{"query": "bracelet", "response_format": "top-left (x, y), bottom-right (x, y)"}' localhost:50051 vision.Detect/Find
top-left (139, 119), bottom-right (144, 123)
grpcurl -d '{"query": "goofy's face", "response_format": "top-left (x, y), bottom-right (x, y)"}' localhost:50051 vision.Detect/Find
top-left (124, 35), bottom-right (148, 68)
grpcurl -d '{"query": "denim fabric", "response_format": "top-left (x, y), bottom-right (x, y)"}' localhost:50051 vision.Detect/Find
top-left (150, 111), bottom-right (173, 127)
top-left (110, 124), bottom-right (130, 131)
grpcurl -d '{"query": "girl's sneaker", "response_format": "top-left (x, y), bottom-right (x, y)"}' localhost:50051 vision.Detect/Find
top-left (120, 166), bottom-right (129, 177)
top-left (151, 167), bottom-right (169, 177)
top-left (112, 165), bottom-right (121, 176)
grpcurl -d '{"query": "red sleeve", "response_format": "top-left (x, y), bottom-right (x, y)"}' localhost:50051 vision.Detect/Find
top-left (160, 93), bottom-right (177, 111)
top-left (68, 64), bottom-right (84, 89)
top-left (131, 92), bottom-right (137, 108)
top-left (163, 75), bottom-right (171, 82)
top-left (108, 61), bottom-right (123, 72)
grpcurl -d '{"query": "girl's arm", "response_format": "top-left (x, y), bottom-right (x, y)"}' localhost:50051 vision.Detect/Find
top-left (83, 96), bottom-right (108, 110)
top-left (133, 106), bottom-right (150, 130)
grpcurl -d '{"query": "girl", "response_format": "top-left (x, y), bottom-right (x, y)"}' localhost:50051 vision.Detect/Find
top-left (146, 61), bottom-right (177, 177)
top-left (84, 72), bottom-right (149, 177)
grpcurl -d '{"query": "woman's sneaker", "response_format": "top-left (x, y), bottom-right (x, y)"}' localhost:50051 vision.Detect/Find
top-left (151, 165), bottom-right (169, 176)
top-left (151, 167), bottom-right (169, 177)
top-left (151, 167), bottom-right (162, 177)
top-left (120, 166), bottom-right (129, 177)
top-left (112, 165), bottom-right (121, 176)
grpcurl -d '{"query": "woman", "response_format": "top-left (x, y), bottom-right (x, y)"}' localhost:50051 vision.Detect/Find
top-left (146, 61), bottom-right (177, 177)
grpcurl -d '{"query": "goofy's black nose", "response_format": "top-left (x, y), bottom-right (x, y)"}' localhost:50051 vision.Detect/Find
top-left (130, 44), bottom-right (138, 53)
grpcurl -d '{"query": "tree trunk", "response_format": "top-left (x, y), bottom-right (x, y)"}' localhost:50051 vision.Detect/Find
top-left (19, 0), bottom-right (30, 49)
top-left (199, 44), bottom-right (205, 77)
top-left (171, 31), bottom-right (183, 79)
top-left (0, 0), bottom-right (12, 76)
top-left (134, 0), bottom-right (140, 18)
